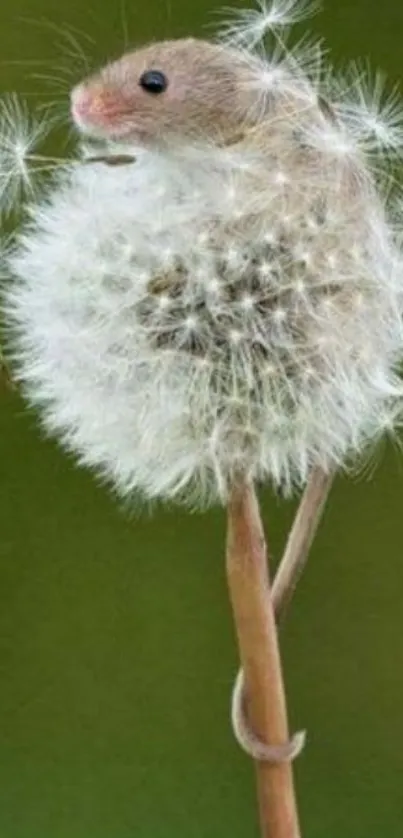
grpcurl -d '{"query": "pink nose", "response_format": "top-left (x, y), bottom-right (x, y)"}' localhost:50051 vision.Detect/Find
top-left (70, 85), bottom-right (125, 127)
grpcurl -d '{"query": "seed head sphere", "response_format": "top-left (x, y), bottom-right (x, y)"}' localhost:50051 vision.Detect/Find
top-left (4, 1), bottom-right (403, 505)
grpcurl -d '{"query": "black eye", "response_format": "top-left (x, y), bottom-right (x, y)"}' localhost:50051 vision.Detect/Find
top-left (139, 70), bottom-right (168, 94)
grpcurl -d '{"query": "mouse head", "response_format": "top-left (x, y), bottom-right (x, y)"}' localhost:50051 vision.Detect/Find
top-left (70, 38), bottom-right (262, 148)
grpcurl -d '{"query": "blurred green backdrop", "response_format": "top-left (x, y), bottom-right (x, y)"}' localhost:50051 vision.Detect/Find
top-left (1, 1), bottom-right (403, 836)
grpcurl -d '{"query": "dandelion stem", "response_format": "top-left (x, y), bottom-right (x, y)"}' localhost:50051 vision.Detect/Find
top-left (231, 467), bottom-right (333, 764)
top-left (273, 466), bottom-right (334, 623)
top-left (226, 479), bottom-right (301, 838)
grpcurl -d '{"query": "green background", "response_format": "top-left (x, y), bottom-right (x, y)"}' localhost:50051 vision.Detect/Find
top-left (1, 1), bottom-right (403, 835)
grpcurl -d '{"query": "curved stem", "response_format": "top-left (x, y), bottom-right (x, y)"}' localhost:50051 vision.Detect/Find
top-left (231, 467), bottom-right (334, 764)
top-left (226, 479), bottom-right (301, 838)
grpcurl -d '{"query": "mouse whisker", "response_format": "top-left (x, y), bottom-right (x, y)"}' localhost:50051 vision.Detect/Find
top-left (18, 17), bottom-right (94, 74)
top-left (29, 72), bottom-right (70, 93)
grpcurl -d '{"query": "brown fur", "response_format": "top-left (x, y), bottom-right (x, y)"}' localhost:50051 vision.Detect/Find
top-left (71, 38), bottom-right (266, 145)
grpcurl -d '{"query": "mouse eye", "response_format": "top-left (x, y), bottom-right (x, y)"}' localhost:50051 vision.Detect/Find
top-left (139, 70), bottom-right (168, 94)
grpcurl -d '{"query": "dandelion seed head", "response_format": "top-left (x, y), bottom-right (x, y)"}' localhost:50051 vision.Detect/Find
top-left (3, 5), bottom-right (403, 506)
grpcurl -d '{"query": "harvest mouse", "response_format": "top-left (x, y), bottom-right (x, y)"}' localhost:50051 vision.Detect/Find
top-left (70, 38), bottom-right (269, 148)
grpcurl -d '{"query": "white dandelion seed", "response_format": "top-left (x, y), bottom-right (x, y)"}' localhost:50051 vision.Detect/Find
top-left (300, 115), bottom-right (360, 161)
top-left (335, 62), bottom-right (403, 157)
top-left (218, 0), bottom-right (321, 48)
top-left (294, 278), bottom-right (305, 294)
top-left (239, 293), bottom-right (256, 310)
top-left (157, 293), bottom-right (171, 310)
top-left (326, 253), bottom-right (337, 268)
top-left (0, 94), bottom-right (62, 216)
top-left (235, 30), bottom-right (325, 95)
top-left (207, 277), bottom-right (222, 295)
top-left (258, 261), bottom-right (273, 277)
